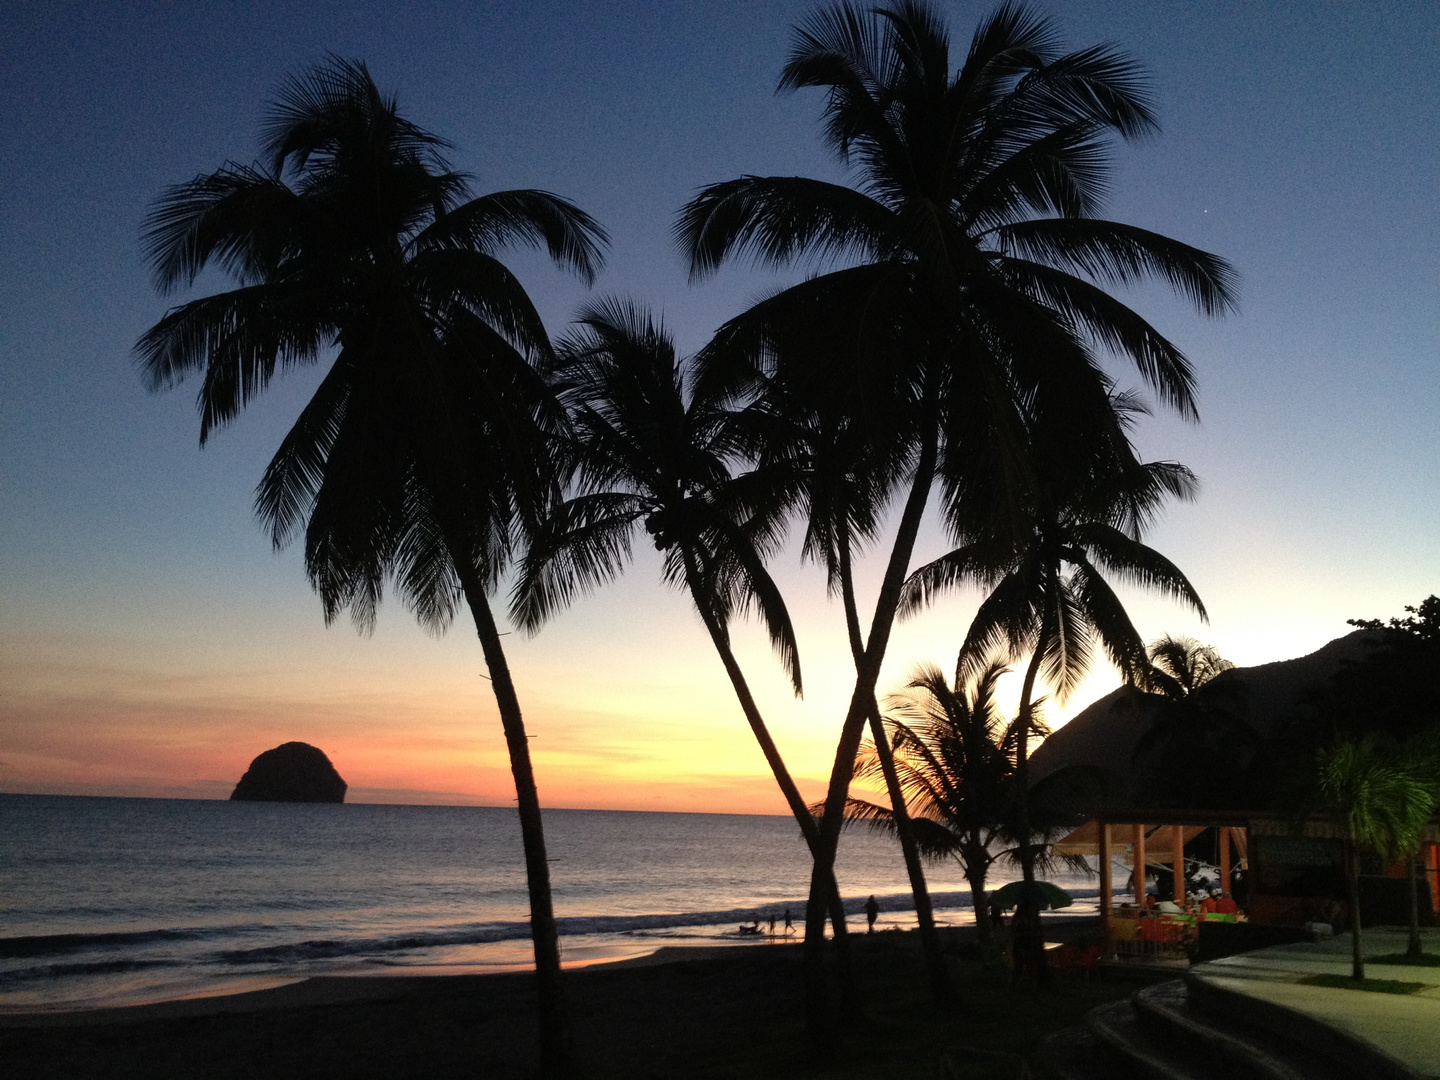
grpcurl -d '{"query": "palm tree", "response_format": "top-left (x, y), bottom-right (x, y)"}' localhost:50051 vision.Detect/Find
top-left (510, 299), bottom-right (858, 948)
top-left (835, 661), bottom-right (1017, 947)
top-left (1313, 737), bottom-right (1435, 980)
top-left (1130, 636), bottom-right (1256, 808)
top-left (677, 1), bottom-right (1235, 1040)
top-left (836, 662), bottom-right (1099, 947)
top-left (904, 422), bottom-right (1207, 984)
top-left (748, 388), bottom-right (953, 1002)
top-left (1145, 635), bottom-right (1235, 698)
top-left (134, 59), bottom-right (606, 1076)
top-left (1391, 734), bottom-right (1440, 959)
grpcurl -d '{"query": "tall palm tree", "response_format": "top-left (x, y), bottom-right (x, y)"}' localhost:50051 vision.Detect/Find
top-left (678, 1), bottom-right (1235, 1041)
top-left (748, 388), bottom-right (953, 1002)
top-left (510, 299), bottom-right (857, 947)
top-left (1313, 737), bottom-right (1435, 980)
top-left (134, 59), bottom-right (606, 1076)
top-left (904, 425), bottom-right (1207, 984)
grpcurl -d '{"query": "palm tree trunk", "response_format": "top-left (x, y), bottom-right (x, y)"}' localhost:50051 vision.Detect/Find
top-left (454, 562), bottom-right (570, 1077)
top-left (1011, 607), bottom-right (1051, 989)
top-left (966, 864), bottom-right (993, 949)
top-left (838, 521), bottom-right (952, 1004)
top-left (683, 565), bottom-right (853, 971)
top-left (865, 705), bottom-right (952, 1002)
top-left (1407, 855), bottom-right (1422, 958)
top-left (803, 411), bottom-right (940, 1055)
top-left (1346, 840), bottom-right (1364, 981)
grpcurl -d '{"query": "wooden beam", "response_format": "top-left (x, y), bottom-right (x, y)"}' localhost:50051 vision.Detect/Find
top-left (1219, 826), bottom-right (1231, 899)
top-left (1173, 825), bottom-right (1185, 904)
top-left (1134, 823), bottom-right (1147, 904)
top-left (1099, 821), bottom-right (1113, 958)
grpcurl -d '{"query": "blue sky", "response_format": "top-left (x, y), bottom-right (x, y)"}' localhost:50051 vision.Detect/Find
top-left (1, 2), bottom-right (1435, 809)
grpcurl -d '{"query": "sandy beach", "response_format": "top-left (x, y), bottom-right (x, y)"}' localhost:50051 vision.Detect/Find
top-left (0, 921), bottom-right (1165, 1079)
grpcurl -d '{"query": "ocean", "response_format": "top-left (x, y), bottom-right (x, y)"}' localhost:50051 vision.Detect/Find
top-left (0, 794), bottom-right (1110, 1012)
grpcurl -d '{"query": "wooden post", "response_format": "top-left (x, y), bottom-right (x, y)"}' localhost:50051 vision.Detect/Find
top-left (1099, 821), bottom-right (1113, 958)
top-left (1173, 826), bottom-right (1185, 904)
top-left (1427, 843), bottom-right (1439, 914)
top-left (1219, 826), bottom-right (1231, 899)
top-left (1134, 824), bottom-right (1147, 904)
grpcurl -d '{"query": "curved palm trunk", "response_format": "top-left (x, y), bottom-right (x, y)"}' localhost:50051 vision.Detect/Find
top-left (839, 519), bottom-right (953, 1005)
top-left (1012, 609), bottom-right (1051, 990)
top-left (865, 705), bottom-right (953, 1001)
top-left (454, 563), bottom-right (570, 1077)
top-left (965, 862), bottom-right (993, 949)
top-left (803, 415), bottom-right (940, 1055)
top-left (683, 567), bottom-right (853, 972)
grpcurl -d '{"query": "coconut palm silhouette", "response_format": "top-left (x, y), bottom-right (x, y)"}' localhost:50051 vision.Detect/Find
top-left (135, 58), bottom-right (606, 1076)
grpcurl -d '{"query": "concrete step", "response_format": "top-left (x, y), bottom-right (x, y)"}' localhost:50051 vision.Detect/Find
top-left (1039, 1023), bottom-right (1127, 1080)
top-left (1132, 981), bottom-right (1330, 1080)
top-left (1085, 998), bottom-right (1204, 1080)
top-left (1044, 979), bottom-right (1371, 1080)
top-left (1185, 973), bottom-right (1425, 1080)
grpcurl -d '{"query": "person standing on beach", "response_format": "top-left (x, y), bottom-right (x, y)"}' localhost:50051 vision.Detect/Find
top-left (865, 895), bottom-right (880, 933)
top-left (784, 908), bottom-right (794, 935)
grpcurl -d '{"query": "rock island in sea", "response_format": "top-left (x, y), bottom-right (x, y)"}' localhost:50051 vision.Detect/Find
top-left (230, 741), bottom-right (347, 803)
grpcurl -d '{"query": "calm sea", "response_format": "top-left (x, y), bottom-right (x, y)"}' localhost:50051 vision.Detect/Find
top-left (0, 794), bottom-right (1107, 1011)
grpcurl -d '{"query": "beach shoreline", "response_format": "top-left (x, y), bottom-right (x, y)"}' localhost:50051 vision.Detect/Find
top-left (0, 918), bottom-right (1158, 1079)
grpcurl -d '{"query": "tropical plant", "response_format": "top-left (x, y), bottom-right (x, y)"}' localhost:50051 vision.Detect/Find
top-left (1130, 636), bottom-right (1257, 808)
top-left (830, 661), bottom-right (1097, 948)
top-left (1337, 597), bottom-right (1440, 741)
top-left (1144, 634), bottom-right (1235, 699)
top-left (677, 0), bottom-right (1235, 1040)
top-left (748, 387), bottom-right (953, 1002)
top-left (904, 408), bottom-right (1207, 985)
top-left (1393, 733), bottom-right (1440, 958)
top-left (134, 58), bottom-right (606, 1076)
top-left (1313, 736), bottom-right (1435, 980)
top-left (509, 299), bottom-right (858, 946)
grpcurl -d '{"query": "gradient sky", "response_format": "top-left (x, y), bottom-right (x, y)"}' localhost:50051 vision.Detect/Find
top-left (2, 2), bottom-right (1436, 813)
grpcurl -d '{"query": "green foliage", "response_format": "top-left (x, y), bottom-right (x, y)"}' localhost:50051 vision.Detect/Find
top-left (1322, 595), bottom-right (1440, 742)
top-left (835, 663), bottom-right (1100, 894)
top-left (1367, 953), bottom-right (1440, 967)
top-left (1315, 736), bottom-right (1434, 861)
top-left (136, 57), bottom-right (607, 630)
top-left (1131, 637), bottom-right (1259, 809)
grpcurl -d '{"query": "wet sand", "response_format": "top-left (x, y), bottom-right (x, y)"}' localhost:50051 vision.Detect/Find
top-left (0, 920), bottom-right (1126, 1079)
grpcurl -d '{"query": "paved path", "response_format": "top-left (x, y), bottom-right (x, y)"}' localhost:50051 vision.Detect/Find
top-left (1191, 927), bottom-right (1440, 1078)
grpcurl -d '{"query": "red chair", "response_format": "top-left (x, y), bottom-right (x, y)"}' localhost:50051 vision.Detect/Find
top-left (1055, 944), bottom-right (1080, 973)
top-left (1215, 898), bottom-right (1238, 914)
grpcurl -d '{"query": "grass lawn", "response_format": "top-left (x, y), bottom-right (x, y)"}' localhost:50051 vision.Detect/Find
top-left (1297, 973), bottom-right (1428, 995)
top-left (1366, 952), bottom-right (1440, 967)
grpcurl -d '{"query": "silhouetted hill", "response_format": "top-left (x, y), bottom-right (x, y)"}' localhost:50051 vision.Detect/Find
top-left (1029, 630), bottom-right (1384, 805)
top-left (231, 742), bottom-right (347, 803)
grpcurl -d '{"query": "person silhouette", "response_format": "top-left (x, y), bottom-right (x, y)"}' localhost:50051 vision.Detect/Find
top-left (865, 894), bottom-right (880, 933)
top-left (768, 914), bottom-right (776, 939)
top-left (784, 908), bottom-right (794, 935)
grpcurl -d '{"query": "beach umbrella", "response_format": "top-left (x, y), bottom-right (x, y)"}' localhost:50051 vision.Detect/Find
top-left (988, 881), bottom-right (1073, 912)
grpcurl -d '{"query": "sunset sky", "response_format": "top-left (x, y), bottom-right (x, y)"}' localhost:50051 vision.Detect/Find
top-left (2, 2), bottom-right (1436, 814)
